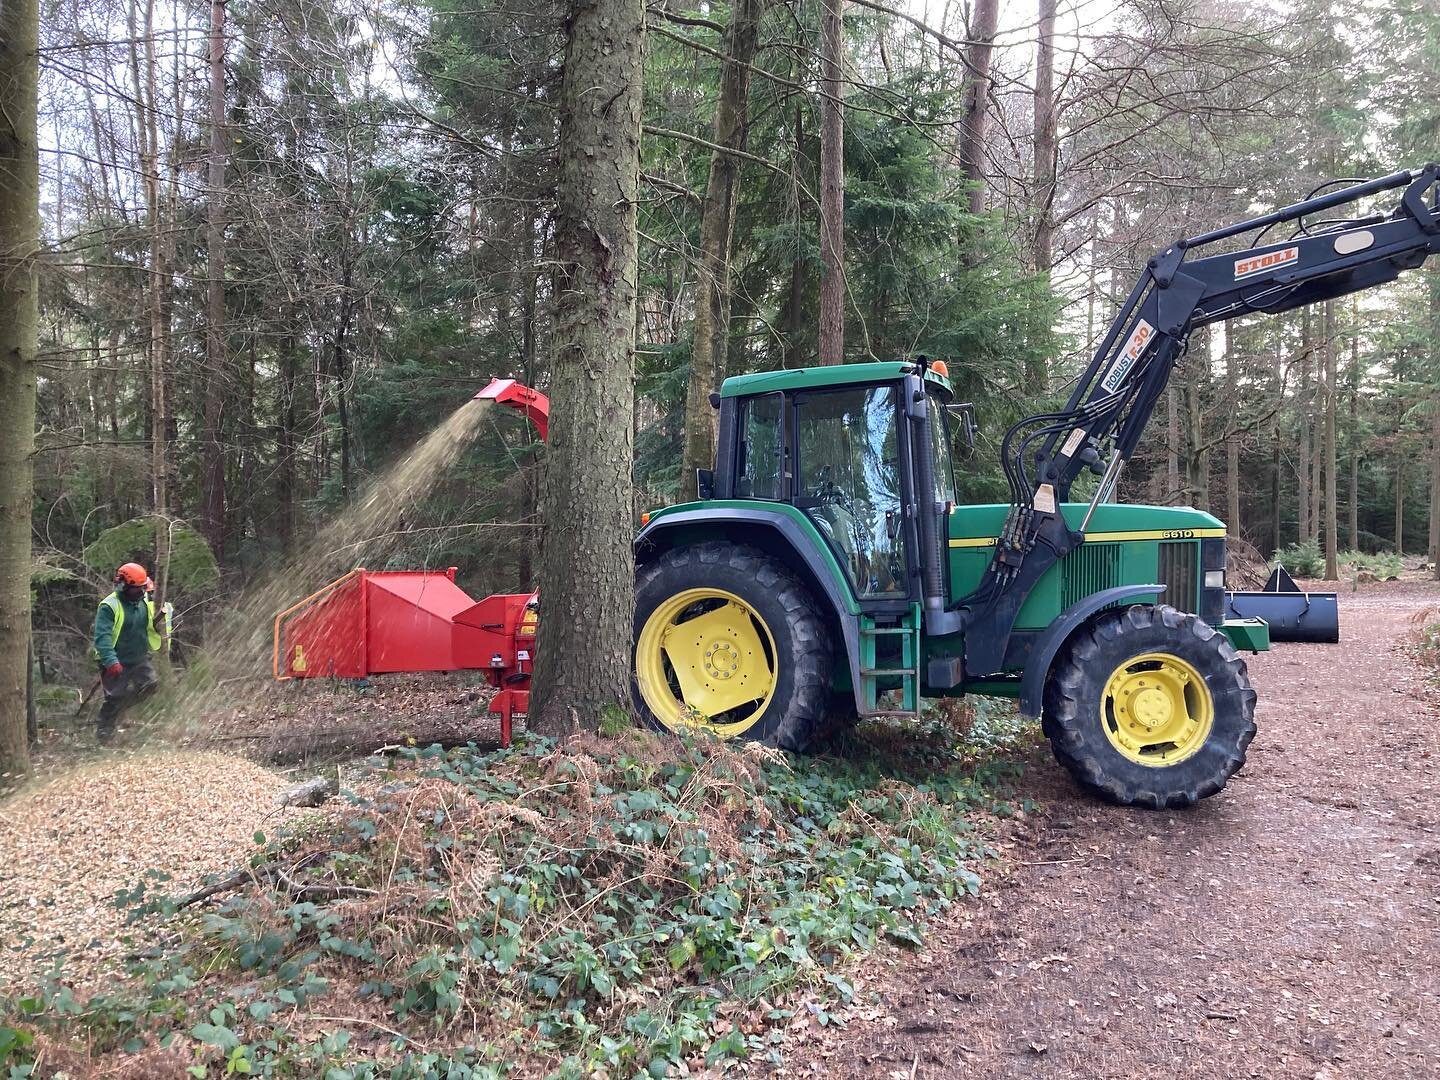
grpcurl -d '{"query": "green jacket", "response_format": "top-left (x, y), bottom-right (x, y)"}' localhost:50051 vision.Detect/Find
top-left (94, 590), bottom-right (161, 667)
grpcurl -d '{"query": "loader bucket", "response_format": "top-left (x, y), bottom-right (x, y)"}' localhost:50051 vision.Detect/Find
top-left (1223, 566), bottom-right (1339, 644)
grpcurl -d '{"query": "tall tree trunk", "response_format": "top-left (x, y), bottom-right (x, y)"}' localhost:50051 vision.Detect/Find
top-left (1027, 0), bottom-right (1057, 392)
top-left (783, 104), bottom-right (806, 368)
top-left (817, 0), bottom-right (845, 364)
top-left (1298, 309), bottom-right (1312, 542)
top-left (1031, 0), bottom-right (1058, 272)
top-left (1323, 301), bottom-right (1338, 579)
top-left (26, 637), bottom-right (37, 746)
top-left (1348, 298), bottom-right (1359, 552)
top-left (680, 0), bottom-right (768, 502)
top-left (1165, 382), bottom-right (1179, 502)
top-left (277, 349), bottom-right (298, 551)
top-left (1430, 269), bottom-right (1440, 578)
top-left (1185, 372), bottom-right (1208, 511)
top-left (0, 0), bottom-right (38, 775)
top-left (1271, 435), bottom-right (1282, 554)
top-left (530, 0), bottom-right (644, 731)
top-left (1395, 457), bottom-right (1405, 555)
top-left (1271, 328), bottom-right (1283, 552)
top-left (1429, 399), bottom-right (1440, 576)
top-left (202, 0), bottom-right (228, 562)
top-left (141, 0), bottom-right (173, 644)
top-left (1224, 324), bottom-right (1240, 534)
top-left (957, 0), bottom-right (998, 216)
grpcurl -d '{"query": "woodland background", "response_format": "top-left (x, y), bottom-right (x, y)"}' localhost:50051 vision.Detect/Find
top-left (14, 0), bottom-right (1440, 700)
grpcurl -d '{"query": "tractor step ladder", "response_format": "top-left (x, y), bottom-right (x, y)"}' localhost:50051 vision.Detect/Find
top-left (858, 605), bottom-right (922, 717)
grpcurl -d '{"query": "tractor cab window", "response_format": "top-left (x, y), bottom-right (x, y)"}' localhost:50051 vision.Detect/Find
top-left (794, 385), bottom-right (906, 598)
top-left (928, 394), bottom-right (957, 506)
top-left (736, 392), bottom-right (785, 499)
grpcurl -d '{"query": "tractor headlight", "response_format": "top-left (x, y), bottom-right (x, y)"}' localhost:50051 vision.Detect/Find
top-left (1204, 569), bottom-right (1226, 589)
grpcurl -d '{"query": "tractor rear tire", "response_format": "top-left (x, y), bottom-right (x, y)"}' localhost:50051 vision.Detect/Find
top-left (1042, 604), bottom-right (1256, 809)
top-left (632, 543), bottom-right (835, 752)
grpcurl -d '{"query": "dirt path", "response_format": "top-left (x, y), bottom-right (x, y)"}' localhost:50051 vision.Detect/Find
top-left (788, 580), bottom-right (1440, 1079)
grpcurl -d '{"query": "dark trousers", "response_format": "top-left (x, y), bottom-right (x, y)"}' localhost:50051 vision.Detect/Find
top-left (98, 657), bottom-right (158, 738)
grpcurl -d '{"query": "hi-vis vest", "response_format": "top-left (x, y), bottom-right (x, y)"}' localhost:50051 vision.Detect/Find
top-left (97, 593), bottom-right (164, 654)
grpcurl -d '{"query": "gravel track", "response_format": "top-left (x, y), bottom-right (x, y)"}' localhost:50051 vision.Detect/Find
top-left (787, 578), bottom-right (1440, 1079)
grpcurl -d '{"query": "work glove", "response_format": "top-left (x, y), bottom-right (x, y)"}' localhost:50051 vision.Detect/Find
top-left (104, 662), bottom-right (124, 678)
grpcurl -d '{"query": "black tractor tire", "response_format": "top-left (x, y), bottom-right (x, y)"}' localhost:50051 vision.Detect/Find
top-left (1042, 603), bottom-right (1256, 809)
top-left (632, 543), bottom-right (835, 752)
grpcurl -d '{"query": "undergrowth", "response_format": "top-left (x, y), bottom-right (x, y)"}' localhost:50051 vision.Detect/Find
top-left (1272, 540), bottom-right (1403, 580)
top-left (2, 720), bottom-right (1021, 1078)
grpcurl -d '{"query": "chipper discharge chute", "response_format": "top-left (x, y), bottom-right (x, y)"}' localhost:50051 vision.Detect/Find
top-left (1224, 565), bottom-right (1340, 644)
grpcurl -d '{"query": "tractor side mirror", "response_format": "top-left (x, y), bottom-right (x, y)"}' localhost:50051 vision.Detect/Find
top-left (949, 403), bottom-right (977, 457)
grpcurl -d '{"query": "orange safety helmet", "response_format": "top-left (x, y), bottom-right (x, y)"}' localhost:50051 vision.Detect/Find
top-left (115, 562), bottom-right (151, 588)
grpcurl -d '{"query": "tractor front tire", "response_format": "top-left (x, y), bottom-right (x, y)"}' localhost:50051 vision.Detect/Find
top-left (1043, 604), bottom-right (1256, 809)
top-left (632, 543), bottom-right (834, 752)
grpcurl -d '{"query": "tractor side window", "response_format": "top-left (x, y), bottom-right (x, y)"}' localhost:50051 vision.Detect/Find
top-left (928, 395), bottom-right (957, 506)
top-left (794, 385), bottom-right (906, 598)
top-left (736, 392), bottom-right (784, 499)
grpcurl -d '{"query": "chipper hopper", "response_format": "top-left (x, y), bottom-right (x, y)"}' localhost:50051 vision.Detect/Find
top-left (271, 377), bottom-right (550, 744)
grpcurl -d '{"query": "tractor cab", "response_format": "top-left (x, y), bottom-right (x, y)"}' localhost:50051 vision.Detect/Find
top-left (706, 360), bottom-right (962, 612)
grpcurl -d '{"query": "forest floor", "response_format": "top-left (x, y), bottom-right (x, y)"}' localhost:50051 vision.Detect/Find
top-left (783, 574), bottom-right (1440, 1080)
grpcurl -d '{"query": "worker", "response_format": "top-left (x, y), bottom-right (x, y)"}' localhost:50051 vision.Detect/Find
top-left (93, 562), bottom-right (163, 744)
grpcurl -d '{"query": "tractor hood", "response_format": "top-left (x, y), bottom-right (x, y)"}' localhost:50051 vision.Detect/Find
top-left (949, 502), bottom-right (1225, 545)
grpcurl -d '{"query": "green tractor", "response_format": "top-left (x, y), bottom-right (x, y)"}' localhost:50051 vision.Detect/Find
top-left (631, 165), bottom-right (1440, 807)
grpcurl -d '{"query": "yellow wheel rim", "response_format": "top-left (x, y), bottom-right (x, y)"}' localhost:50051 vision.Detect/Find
top-left (1101, 652), bottom-right (1214, 766)
top-left (634, 587), bottom-right (777, 738)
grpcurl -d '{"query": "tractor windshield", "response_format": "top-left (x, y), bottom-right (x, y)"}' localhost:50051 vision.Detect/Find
top-left (794, 385), bottom-right (906, 598)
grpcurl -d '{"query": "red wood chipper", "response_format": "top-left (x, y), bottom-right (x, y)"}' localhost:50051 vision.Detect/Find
top-left (272, 378), bottom-right (549, 745)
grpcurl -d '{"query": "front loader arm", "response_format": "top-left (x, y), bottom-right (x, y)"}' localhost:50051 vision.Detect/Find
top-left (961, 164), bottom-right (1440, 676)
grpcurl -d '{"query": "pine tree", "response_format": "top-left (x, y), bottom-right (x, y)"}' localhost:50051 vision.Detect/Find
top-left (529, 0), bottom-right (645, 731)
top-left (0, 0), bottom-right (38, 775)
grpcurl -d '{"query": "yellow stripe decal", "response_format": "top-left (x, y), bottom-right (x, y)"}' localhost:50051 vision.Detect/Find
top-left (949, 527), bottom-right (1225, 549)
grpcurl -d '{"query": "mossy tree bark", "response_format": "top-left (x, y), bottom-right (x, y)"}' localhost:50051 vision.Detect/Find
top-left (530, 0), bottom-right (644, 733)
top-left (0, 0), bottom-right (39, 775)
top-left (680, 0), bottom-right (768, 502)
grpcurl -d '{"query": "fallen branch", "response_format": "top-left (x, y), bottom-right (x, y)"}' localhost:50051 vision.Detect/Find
top-left (200, 715), bottom-right (510, 764)
top-left (175, 850), bottom-right (371, 908)
top-left (274, 864), bottom-right (377, 901)
top-left (175, 864), bottom-right (275, 909)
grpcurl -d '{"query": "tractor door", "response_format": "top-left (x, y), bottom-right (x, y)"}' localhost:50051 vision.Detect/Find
top-left (791, 384), bottom-right (912, 605)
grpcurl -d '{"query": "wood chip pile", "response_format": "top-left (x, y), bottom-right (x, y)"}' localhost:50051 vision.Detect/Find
top-left (0, 751), bottom-right (296, 992)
